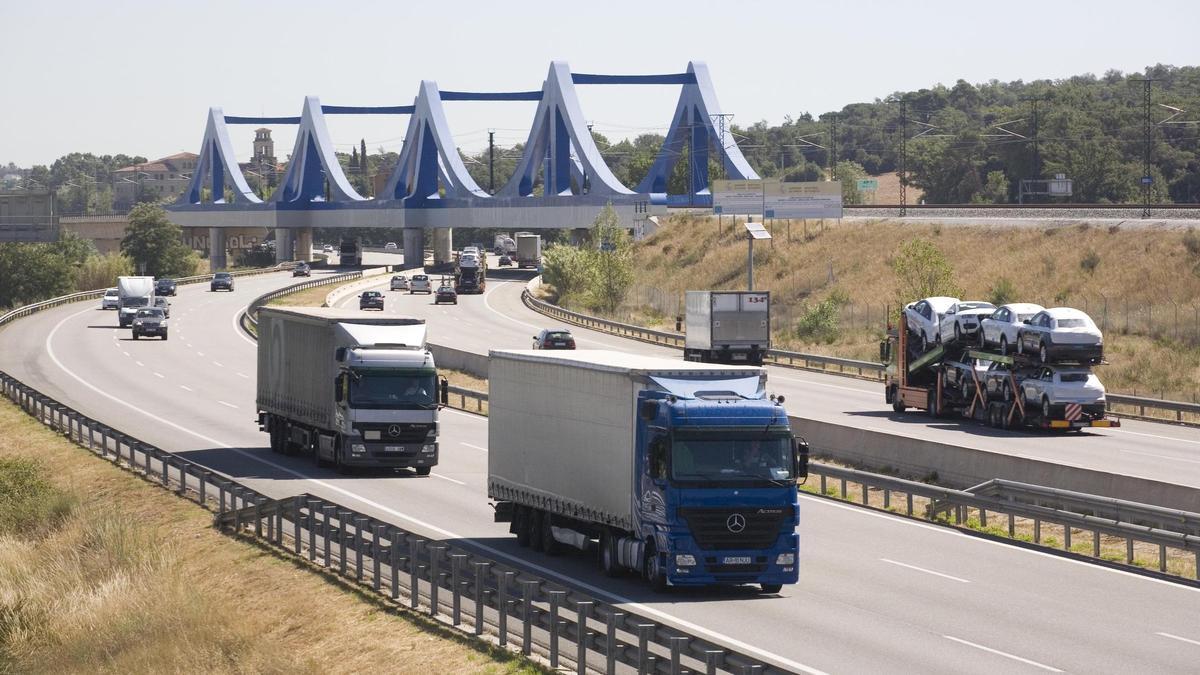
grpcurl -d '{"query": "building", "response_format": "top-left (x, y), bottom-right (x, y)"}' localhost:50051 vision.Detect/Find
top-left (112, 152), bottom-right (198, 207)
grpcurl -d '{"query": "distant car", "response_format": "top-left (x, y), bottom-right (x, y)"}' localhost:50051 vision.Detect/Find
top-left (292, 262), bottom-right (311, 277)
top-left (409, 274), bottom-right (432, 294)
top-left (153, 295), bottom-right (171, 318)
top-left (459, 253), bottom-right (479, 267)
top-left (359, 291), bottom-right (384, 310)
top-left (1017, 307), bottom-right (1104, 364)
top-left (938, 301), bottom-right (996, 344)
top-left (154, 278), bottom-right (176, 296)
top-left (131, 307), bottom-right (168, 340)
top-left (390, 275), bottom-right (409, 291)
top-left (979, 303), bottom-right (1045, 353)
top-left (1017, 365), bottom-right (1108, 421)
top-left (532, 328), bottom-right (576, 350)
top-left (498, 255), bottom-right (513, 267)
top-left (903, 296), bottom-right (959, 351)
top-left (323, 244), bottom-right (334, 253)
top-left (384, 242), bottom-right (398, 251)
top-left (434, 285), bottom-right (458, 305)
top-left (101, 288), bottom-right (119, 310)
top-left (210, 272), bottom-right (234, 292)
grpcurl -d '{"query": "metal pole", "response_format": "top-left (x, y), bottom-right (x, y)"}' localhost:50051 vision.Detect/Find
top-left (747, 234), bottom-right (754, 291)
top-left (488, 130), bottom-right (495, 195)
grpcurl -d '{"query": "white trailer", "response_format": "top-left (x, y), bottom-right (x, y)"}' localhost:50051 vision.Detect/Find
top-left (684, 290), bottom-right (771, 366)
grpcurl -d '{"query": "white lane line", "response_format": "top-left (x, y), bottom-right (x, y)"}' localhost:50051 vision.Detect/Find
top-left (43, 305), bottom-right (827, 675)
top-left (431, 473), bottom-right (466, 486)
top-left (122, 351), bottom-right (130, 357)
top-left (135, 361), bottom-right (144, 367)
top-left (236, 372), bottom-right (250, 379)
top-left (1111, 428), bottom-right (1200, 446)
top-left (880, 558), bottom-right (970, 583)
top-left (213, 361), bottom-right (224, 368)
top-left (461, 442), bottom-right (489, 452)
top-left (197, 351), bottom-right (205, 357)
top-left (1156, 631), bottom-right (1200, 647)
top-left (153, 372), bottom-right (165, 379)
top-left (1120, 448), bottom-right (1200, 465)
top-left (217, 400), bottom-right (238, 409)
top-left (186, 343), bottom-right (194, 348)
top-left (179, 385), bottom-right (194, 392)
top-left (942, 636), bottom-right (1062, 672)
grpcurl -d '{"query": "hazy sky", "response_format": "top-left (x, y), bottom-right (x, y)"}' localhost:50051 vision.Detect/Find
top-left (2, 0), bottom-right (1196, 168)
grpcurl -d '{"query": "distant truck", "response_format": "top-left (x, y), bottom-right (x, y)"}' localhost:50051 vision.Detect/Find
top-left (256, 307), bottom-right (447, 474)
top-left (493, 234), bottom-right (516, 256)
top-left (488, 349), bottom-right (806, 593)
top-left (116, 276), bottom-right (156, 328)
top-left (684, 291), bottom-right (771, 366)
top-left (339, 237), bottom-right (362, 266)
top-left (516, 234), bottom-right (541, 269)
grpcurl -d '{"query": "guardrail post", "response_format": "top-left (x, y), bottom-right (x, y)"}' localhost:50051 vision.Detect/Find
top-left (606, 610), bottom-right (626, 674)
top-left (704, 649), bottom-right (726, 675)
top-left (293, 497), bottom-right (303, 555)
top-left (473, 562), bottom-right (491, 636)
top-left (547, 590), bottom-right (566, 668)
top-left (636, 623), bottom-right (655, 674)
top-left (576, 601), bottom-right (593, 675)
top-left (520, 579), bottom-right (539, 655)
top-left (373, 524), bottom-right (387, 592)
top-left (409, 539), bottom-right (426, 610)
top-left (338, 510), bottom-right (350, 576)
top-left (670, 636), bottom-right (688, 675)
top-left (307, 499), bottom-right (319, 562)
top-left (161, 453), bottom-right (170, 488)
top-left (497, 570), bottom-right (515, 647)
top-left (450, 554), bottom-right (469, 626)
top-left (255, 497), bottom-right (265, 539)
top-left (429, 545), bottom-right (448, 617)
top-left (354, 516), bottom-right (367, 582)
top-left (322, 505), bottom-right (335, 568)
top-left (390, 527), bottom-right (403, 600)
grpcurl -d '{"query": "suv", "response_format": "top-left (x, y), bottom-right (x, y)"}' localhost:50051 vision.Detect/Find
top-left (532, 328), bottom-right (576, 350)
top-left (390, 275), bottom-right (409, 291)
top-left (210, 272), bottom-right (234, 292)
top-left (131, 307), bottom-right (168, 340)
top-left (409, 274), bottom-right (432, 294)
top-left (154, 278), bottom-right (177, 296)
top-left (293, 262), bottom-right (311, 277)
top-left (101, 288), bottom-right (119, 310)
top-left (359, 291), bottom-right (385, 310)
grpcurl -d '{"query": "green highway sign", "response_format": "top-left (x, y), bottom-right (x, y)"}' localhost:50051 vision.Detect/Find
top-left (856, 178), bottom-right (879, 191)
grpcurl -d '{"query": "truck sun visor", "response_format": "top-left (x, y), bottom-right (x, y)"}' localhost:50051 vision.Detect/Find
top-left (336, 322), bottom-right (426, 349)
top-left (648, 375), bottom-right (763, 400)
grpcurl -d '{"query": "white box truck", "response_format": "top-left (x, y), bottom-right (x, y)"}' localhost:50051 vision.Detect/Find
top-left (684, 290), bottom-right (771, 366)
top-left (117, 276), bottom-right (156, 327)
top-left (488, 349), bottom-right (806, 593)
top-left (256, 307), bottom-right (447, 474)
top-left (516, 234), bottom-right (541, 269)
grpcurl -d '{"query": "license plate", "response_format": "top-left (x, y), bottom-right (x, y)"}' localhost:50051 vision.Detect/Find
top-left (723, 556), bottom-right (752, 565)
top-left (384, 445), bottom-right (406, 453)
top-left (731, 353), bottom-right (747, 361)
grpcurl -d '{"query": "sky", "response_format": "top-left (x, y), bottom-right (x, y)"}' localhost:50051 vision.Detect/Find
top-left (1, 0), bottom-right (1197, 168)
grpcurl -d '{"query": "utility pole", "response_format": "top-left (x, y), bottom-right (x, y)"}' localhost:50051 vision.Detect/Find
top-left (829, 113), bottom-right (838, 180)
top-left (487, 129), bottom-right (495, 194)
top-left (586, 122), bottom-right (594, 195)
top-left (898, 99), bottom-right (908, 216)
top-left (1131, 78), bottom-right (1158, 218)
top-left (710, 113), bottom-right (734, 180)
top-left (1020, 96), bottom-right (1045, 180)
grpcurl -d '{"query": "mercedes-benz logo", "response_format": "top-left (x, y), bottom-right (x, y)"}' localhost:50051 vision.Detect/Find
top-left (726, 513), bottom-right (746, 533)
top-left (388, 424), bottom-right (403, 437)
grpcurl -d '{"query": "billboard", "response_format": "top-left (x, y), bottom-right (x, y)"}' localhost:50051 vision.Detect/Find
top-left (764, 180), bottom-right (843, 219)
top-left (712, 179), bottom-right (763, 215)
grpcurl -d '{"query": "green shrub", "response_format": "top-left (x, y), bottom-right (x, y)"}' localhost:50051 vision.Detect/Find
top-left (794, 299), bottom-right (842, 344)
top-left (1080, 249), bottom-right (1101, 275)
top-left (988, 277), bottom-right (1017, 305)
top-left (0, 457), bottom-right (74, 536)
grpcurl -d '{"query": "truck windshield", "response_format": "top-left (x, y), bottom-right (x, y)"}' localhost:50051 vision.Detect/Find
top-left (123, 297), bottom-right (149, 307)
top-left (349, 370), bottom-right (437, 409)
top-left (670, 434), bottom-right (792, 483)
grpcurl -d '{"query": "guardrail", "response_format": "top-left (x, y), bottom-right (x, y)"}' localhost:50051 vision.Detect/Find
top-left (239, 270), bottom-right (365, 335)
top-left (520, 287), bottom-right (1200, 424)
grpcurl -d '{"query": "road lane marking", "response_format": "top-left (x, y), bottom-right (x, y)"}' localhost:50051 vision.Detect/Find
top-left (43, 305), bottom-right (827, 675)
top-left (213, 361), bottom-right (224, 368)
top-left (122, 351), bottom-right (130, 357)
top-left (461, 442), bottom-right (488, 452)
top-left (1111, 428), bottom-right (1200, 446)
top-left (880, 558), bottom-right (970, 583)
top-left (1156, 632), bottom-right (1200, 647)
top-left (1119, 448), bottom-right (1200, 465)
top-left (431, 473), bottom-right (466, 485)
top-left (197, 351), bottom-right (205, 357)
top-left (942, 636), bottom-right (1062, 672)
top-left (179, 385), bottom-right (194, 392)
top-left (186, 343), bottom-right (194, 348)
top-left (236, 372), bottom-right (250, 379)
top-left (217, 400), bottom-right (238, 409)
top-left (135, 361), bottom-right (144, 367)
top-left (154, 372), bottom-right (165, 379)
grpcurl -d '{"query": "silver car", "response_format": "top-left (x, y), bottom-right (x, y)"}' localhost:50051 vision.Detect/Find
top-left (1016, 307), bottom-right (1103, 364)
top-left (1019, 366), bottom-right (1107, 421)
top-left (153, 295), bottom-right (171, 318)
top-left (979, 303), bottom-right (1044, 353)
top-left (390, 275), bottom-right (409, 291)
top-left (409, 274), bottom-right (432, 294)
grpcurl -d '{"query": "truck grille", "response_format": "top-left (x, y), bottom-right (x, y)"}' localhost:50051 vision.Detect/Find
top-left (678, 506), bottom-right (791, 550)
top-left (356, 423), bottom-right (432, 443)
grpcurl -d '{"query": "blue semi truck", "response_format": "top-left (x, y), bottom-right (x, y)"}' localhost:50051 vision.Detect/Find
top-left (488, 350), bottom-right (806, 593)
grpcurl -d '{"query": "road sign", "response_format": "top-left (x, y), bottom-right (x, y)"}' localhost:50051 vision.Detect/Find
top-left (856, 178), bottom-right (879, 191)
top-left (1141, 176), bottom-right (1154, 185)
top-left (712, 179), bottom-right (764, 215)
top-left (764, 180), bottom-right (843, 219)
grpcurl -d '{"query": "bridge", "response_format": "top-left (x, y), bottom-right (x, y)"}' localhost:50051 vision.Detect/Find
top-left (166, 61), bottom-right (759, 268)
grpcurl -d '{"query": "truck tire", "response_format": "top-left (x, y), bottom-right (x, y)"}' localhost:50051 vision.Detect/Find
top-left (529, 510), bottom-right (545, 553)
top-left (333, 442), bottom-right (352, 475)
top-left (926, 389), bottom-right (939, 417)
top-left (415, 466), bottom-right (432, 476)
top-left (891, 387), bottom-right (907, 414)
top-left (1042, 396), bottom-right (1052, 420)
top-left (514, 507), bottom-right (531, 547)
top-left (600, 530), bottom-right (622, 577)
top-left (540, 512), bottom-right (561, 556)
top-left (269, 425), bottom-right (283, 453)
top-left (643, 542), bottom-right (668, 593)
top-left (760, 583), bottom-right (783, 594)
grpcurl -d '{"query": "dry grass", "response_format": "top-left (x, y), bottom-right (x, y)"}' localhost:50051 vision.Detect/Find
top-left (0, 399), bottom-right (538, 674)
top-left (267, 281), bottom-right (340, 308)
top-left (442, 369), bottom-right (489, 416)
top-left (622, 215), bottom-right (1200, 401)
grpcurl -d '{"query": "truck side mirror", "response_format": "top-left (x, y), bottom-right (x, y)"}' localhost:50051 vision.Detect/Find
top-left (639, 400), bottom-right (658, 421)
top-left (879, 341), bottom-right (890, 363)
top-left (334, 374), bottom-right (346, 403)
top-left (440, 377), bottom-right (449, 406)
top-left (793, 438), bottom-right (809, 480)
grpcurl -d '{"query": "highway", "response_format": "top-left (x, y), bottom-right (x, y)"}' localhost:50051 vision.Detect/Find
top-left (2, 258), bottom-right (1197, 673)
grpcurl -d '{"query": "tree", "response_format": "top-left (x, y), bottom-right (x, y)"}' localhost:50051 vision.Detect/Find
top-left (75, 252), bottom-right (134, 291)
top-left (541, 244), bottom-right (592, 304)
top-left (891, 238), bottom-right (961, 307)
top-left (977, 170), bottom-right (1010, 204)
top-left (120, 204), bottom-right (199, 277)
top-left (0, 242), bottom-right (76, 307)
top-left (585, 204), bottom-right (634, 313)
top-left (834, 160), bottom-right (868, 205)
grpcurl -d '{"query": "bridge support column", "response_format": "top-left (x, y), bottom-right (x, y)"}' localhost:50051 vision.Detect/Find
top-left (208, 228), bottom-right (227, 271)
top-left (294, 227), bottom-right (313, 262)
top-left (432, 227), bottom-right (453, 267)
top-left (274, 228), bottom-right (294, 264)
top-left (402, 227), bottom-right (424, 271)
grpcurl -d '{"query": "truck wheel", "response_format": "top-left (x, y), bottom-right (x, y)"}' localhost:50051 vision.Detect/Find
top-left (760, 583), bottom-right (783, 594)
top-left (415, 466), bottom-right (432, 476)
top-left (513, 507), bottom-right (531, 547)
top-left (891, 387), bottom-right (907, 413)
top-left (269, 425), bottom-right (283, 453)
top-left (334, 443), bottom-right (352, 475)
top-left (926, 389), bottom-right (939, 417)
top-left (540, 513), bottom-right (561, 556)
top-left (1000, 335), bottom-right (1008, 354)
top-left (528, 510), bottom-right (545, 553)
top-left (643, 543), bottom-right (668, 593)
top-left (1042, 397), bottom-right (1052, 420)
top-left (600, 530), bottom-right (622, 577)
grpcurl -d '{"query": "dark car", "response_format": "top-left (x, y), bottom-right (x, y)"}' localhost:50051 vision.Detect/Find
top-left (498, 255), bottom-right (513, 267)
top-left (292, 262), bottom-right (311, 277)
top-left (359, 290), bottom-right (384, 310)
top-left (154, 278), bottom-right (177, 296)
top-left (131, 307), bottom-right (168, 340)
top-left (434, 285), bottom-right (458, 305)
top-left (210, 272), bottom-right (234, 292)
top-left (532, 328), bottom-right (575, 350)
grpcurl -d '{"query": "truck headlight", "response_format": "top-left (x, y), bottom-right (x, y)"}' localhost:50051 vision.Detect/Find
top-left (363, 430), bottom-right (380, 440)
top-left (351, 444), bottom-right (366, 454)
top-left (775, 553), bottom-right (795, 566)
top-left (674, 554), bottom-right (696, 567)
top-left (422, 444), bottom-right (436, 454)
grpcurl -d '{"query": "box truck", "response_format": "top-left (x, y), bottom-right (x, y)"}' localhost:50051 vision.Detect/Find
top-left (488, 349), bottom-right (806, 593)
top-left (117, 276), bottom-right (156, 327)
top-left (516, 234), bottom-right (541, 269)
top-left (256, 307), bottom-right (447, 474)
top-left (684, 291), bottom-right (771, 366)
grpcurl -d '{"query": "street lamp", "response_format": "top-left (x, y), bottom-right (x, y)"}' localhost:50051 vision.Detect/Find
top-left (744, 221), bottom-right (771, 290)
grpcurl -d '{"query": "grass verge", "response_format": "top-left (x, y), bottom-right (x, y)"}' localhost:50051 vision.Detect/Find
top-left (0, 397), bottom-right (539, 674)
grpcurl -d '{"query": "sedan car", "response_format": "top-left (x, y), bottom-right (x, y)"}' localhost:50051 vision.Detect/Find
top-left (359, 291), bottom-right (385, 311)
top-left (434, 285), bottom-right (458, 305)
top-left (409, 274), bottom-right (432, 294)
top-left (101, 288), bottom-right (119, 310)
top-left (131, 308), bottom-right (168, 340)
top-left (384, 242), bottom-right (398, 251)
top-left (323, 244), bottom-right (334, 253)
top-left (498, 255), bottom-right (513, 267)
top-left (903, 296), bottom-right (959, 351)
top-left (532, 328), bottom-right (576, 350)
top-left (938, 301), bottom-right (995, 344)
top-left (153, 295), bottom-right (171, 318)
top-left (292, 262), bottom-right (311, 277)
top-left (154, 278), bottom-right (177, 296)
top-left (979, 303), bottom-right (1045, 353)
top-left (1016, 307), bottom-right (1103, 364)
top-left (390, 275), bottom-right (409, 291)
top-left (210, 272), bottom-right (235, 292)
top-left (1019, 365), bottom-right (1107, 422)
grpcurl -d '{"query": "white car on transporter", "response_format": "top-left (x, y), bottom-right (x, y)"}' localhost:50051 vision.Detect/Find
top-left (979, 302), bottom-right (1045, 353)
top-left (1016, 307), bottom-right (1104, 364)
top-left (903, 296), bottom-right (959, 351)
top-left (938, 300), bottom-right (996, 345)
